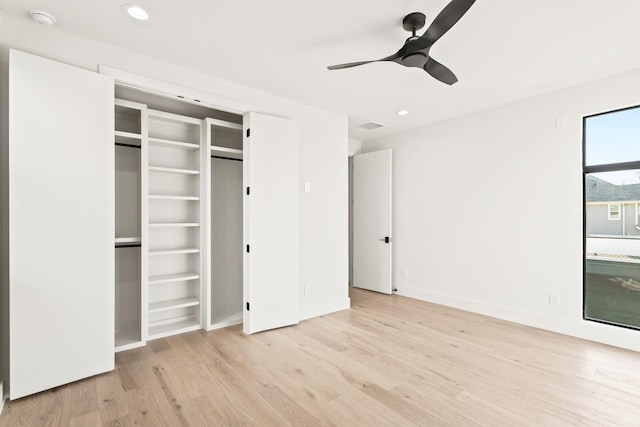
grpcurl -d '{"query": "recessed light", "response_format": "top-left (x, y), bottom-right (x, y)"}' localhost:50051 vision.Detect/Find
top-left (122, 4), bottom-right (149, 20)
top-left (397, 110), bottom-right (409, 116)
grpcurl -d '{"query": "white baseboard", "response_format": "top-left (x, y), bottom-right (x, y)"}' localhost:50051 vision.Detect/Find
top-left (396, 285), bottom-right (640, 353)
top-left (300, 297), bottom-right (351, 321)
top-left (396, 285), bottom-right (560, 329)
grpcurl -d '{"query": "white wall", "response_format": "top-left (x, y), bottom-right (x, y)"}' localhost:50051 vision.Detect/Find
top-left (0, 9), bottom-right (7, 407)
top-left (0, 13), bottom-right (349, 363)
top-left (364, 68), bottom-right (640, 352)
top-left (299, 112), bottom-right (350, 319)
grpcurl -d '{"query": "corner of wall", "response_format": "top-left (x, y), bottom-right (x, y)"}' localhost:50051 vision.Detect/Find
top-left (348, 139), bottom-right (362, 157)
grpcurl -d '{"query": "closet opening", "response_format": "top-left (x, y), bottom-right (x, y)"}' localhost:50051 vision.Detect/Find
top-left (113, 84), bottom-right (244, 351)
top-left (208, 120), bottom-right (243, 329)
top-left (115, 99), bottom-right (144, 351)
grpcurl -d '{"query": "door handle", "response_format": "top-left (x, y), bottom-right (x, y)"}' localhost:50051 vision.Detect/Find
top-left (379, 236), bottom-right (390, 243)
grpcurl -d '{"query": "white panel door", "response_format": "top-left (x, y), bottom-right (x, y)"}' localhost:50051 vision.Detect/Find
top-left (9, 50), bottom-right (115, 399)
top-left (353, 149), bottom-right (392, 294)
top-left (243, 113), bottom-right (299, 334)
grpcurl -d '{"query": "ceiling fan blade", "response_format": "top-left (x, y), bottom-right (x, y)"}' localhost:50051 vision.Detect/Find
top-left (327, 52), bottom-right (403, 70)
top-left (327, 60), bottom-right (377, 70)
top-left (421, 0), bottom-right (475, 45)
top-left (424, 57), bottom-right (458, 85)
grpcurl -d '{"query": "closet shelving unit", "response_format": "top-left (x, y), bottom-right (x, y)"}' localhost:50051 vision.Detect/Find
top-left (146, 109), bottom-right (203, 339)
top-left (114, 99), bottom-right (148, 352)
top-left (204, 118), bottom-right (245, 330)
top-left (113, 92), bottom-right (247, 342)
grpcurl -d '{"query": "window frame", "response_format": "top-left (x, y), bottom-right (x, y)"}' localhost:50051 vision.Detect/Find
top-left (583, 104), bottom-right (640, 331)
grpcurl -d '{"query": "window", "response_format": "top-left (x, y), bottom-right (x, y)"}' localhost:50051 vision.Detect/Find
top-left (584, 105), bottom-right (640, 330)
top-left (608, 204), bottom-right (621, 220)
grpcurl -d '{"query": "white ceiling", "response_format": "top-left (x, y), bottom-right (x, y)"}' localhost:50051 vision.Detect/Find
top-left (3, 0), bottom-right (640, 141)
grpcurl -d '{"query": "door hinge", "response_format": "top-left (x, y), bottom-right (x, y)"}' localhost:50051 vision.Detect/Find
top-left (246, 244), bottom-right (250, 253)
top-left (246, 186), bottom-right (250, 195)
top-left (246, 128), bottom-right (250, 138)
top-left (246, 302), bottom-right (250, 311)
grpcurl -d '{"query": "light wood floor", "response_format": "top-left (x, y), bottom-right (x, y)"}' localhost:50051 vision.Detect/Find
top-left (2, 288), bottom-right (640, 426)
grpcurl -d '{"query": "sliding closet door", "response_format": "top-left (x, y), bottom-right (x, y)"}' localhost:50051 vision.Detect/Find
top-left (9, 50), bottom-right (115, 399)
top-left (243, 113), bottom-right (299, 334)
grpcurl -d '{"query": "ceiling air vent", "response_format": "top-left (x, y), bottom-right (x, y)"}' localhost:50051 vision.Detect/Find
top-left (359, 121), bottom-right (384, 131)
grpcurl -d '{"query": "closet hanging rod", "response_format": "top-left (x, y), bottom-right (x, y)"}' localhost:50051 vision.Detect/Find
top-left (211, 155), bottom-right (243, 162)
top-left (115, 142), bottom-right (142, 149)
top-left (115, 243), bottom-right (142, 248)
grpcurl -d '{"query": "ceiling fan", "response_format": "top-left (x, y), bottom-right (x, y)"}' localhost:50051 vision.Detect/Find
top-left (327, 0), bottom-right (476, 85)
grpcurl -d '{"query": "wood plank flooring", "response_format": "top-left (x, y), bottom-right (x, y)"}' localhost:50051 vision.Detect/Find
top-left (2, 288), bottom-right (640, 426)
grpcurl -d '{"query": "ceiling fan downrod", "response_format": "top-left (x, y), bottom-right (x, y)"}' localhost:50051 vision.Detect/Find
top-left (402, 12), bottom-right (426, 41)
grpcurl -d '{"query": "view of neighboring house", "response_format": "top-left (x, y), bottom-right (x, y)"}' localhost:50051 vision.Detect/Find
top-left (586, 175), bottom-right (640, 237)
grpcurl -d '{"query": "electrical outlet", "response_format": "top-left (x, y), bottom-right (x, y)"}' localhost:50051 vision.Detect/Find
top-left (401, 270), bottom-right (408, 279)
top-left (549, 294), bottom-right (560, 307)
top-left (304, 285), bottom-right (311, 296)
top-left (556, 116), bottom-right (567, 129)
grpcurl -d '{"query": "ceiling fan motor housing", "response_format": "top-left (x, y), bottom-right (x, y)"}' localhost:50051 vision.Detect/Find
top-left (402, 52), bottom-right (428, 68)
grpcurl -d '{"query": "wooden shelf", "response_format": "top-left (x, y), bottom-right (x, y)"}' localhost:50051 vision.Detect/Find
top-left (148, 272), bottom-right (200, 285)
top-left (149, 297), bottom-right (199, 313)
top-left (149, 248), bottom-right (200, 256)
top-left (211, 145), bottom-right (242, 160)
top-left (148, 166), bottom-right (199, 175)
top-left (148, 317), bottom-right (201, 339)
top-left (148, 222), bottom-right (199, 227)
top-left (208, 118), bottom-right (242, 130)
top-left (149, 137), bottom-right (199, 150)
top-left (115, 130), bottom-right (142, 140)
top-left (115, 237), bottom-right (141, 244)
top-left (211, 145), bottom-right (242, 154)
top-left (148, 109), bottom-right (202, 125)
top-left (149, 195), bottom-right (200, 201)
